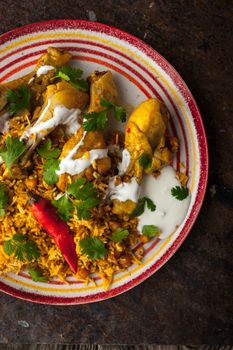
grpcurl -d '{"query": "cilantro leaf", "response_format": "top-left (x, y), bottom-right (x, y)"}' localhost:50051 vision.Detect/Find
top-left (83, 110), bottom-right (109, 132)
top-left (0, 182), bottom-right (8, 216)
top-left (0, 136), bottom-right (26, 174)
top-left (55, 66), bottom-right (88, 91)
top-left (28, 268), bottom-right (48, 282)
top-left (67, 178), bottom-right (99, 220)
top-left (12, 233), bottom-right (26, 242)
top-left (83, 98), bottom-right (126, 132)
top-left (145, 197), bottom-right (156, 211)
top-left (114, 105), bottom-right (127, 122)
top-left (67, 178), bottom-right (87, 198)
top-left (24, 241), bottom-right (40, 261)
top-left (37, 139), bottom-right (60, 160)
top-left (130, 198), bottom-right (145, 217)
top-left (76, 197), bottom-right (99, 219)
top-left (3, 240), bottom-right (14, 256)
top-left (142, 225), bottom-right (159, 237)
top-left (6, 85), bottom-right (31, 113)
top-left (15, 245), bottom-right (24, 261)
top-left (55, 66), bottom-right (83, 81)
top-left (112, 228), bottom-right (129, 242)
top-left (43, 159), bottom-right (60, 185)
top-left (139, 153), bottom-right (152, 169)
top-left (171, 186), bottom-right (189, 200)
top-left (71, 79), bottom-right (88, 92)
top-left (99, 97), bottom-right (114, 108)
top-left (100, 97), bottom-right (126, 122)
top-left (52, 194), bottom-right (73, 221)
top-left (131, 197), bottom-right (156, 217)
top-left (79, 237), bottom-right (107, 260)
top-left (67, 178), bottom-right (98, 200)
top-left (3, 233), bottom-right (40, 261)
top-left (76, 203), bottom-right (91, 219)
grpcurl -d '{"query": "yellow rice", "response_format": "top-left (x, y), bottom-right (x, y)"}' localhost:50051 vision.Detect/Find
top-left (0, 117), bottom-right (144, 289)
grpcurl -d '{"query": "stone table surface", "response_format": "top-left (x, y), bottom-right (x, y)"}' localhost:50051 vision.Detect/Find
top-left (0, 0), bottom-right (232, 345)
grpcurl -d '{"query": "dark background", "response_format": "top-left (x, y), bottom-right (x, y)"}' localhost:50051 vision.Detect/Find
top-left (0, 0), bottom-right (232, 345)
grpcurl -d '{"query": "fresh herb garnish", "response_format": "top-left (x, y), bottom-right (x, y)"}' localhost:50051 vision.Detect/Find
top-left (142, 225), bottom-right (159, 237)
top-left (131, 196), bottom-right (156, 217)
top-left (0, 182), bottom-right (8, 217)
top-left (55, 65), bottom-right (88, 91)
top-left (43, 159), bottom-right (60, 186)
top-left (100, 97), bottom-right (126, 122)
top-left (52, 178), bottom-right (100, 221)
top-left (3, 239), bottom-right (14, 256)
top-left (55, 65), bottom-right (83, 81)
top-left (37, 139), bottom-right (60, 160)
top-left (67, 178), bottom-right (98, 200)
top-left (28, 268), bottom-right (48, 282)
top-left (171, 186), bottom-right (189, 200)
top-left (6, 85), bottom-right (31, 113)
top-left (139, 153), bottom-right (152, 169)
top-left (75, 197), bottom-right (100, 219)
top-left (112, 228), bottom-right (129, 242)
top-left (67, 178), bottom-right (99, 219)
top-left (71, 79), bottom-right (88, 92)
top-left (0, 136), bottom-right (26, 174)
top-left (3, 233), bottom-right (40, 261)
top-left (79, 237), bottom-right (107, 260)
top-left (83, 97), bottom-right (126, 132)
top-left (83, 110), bottom-right (109, 132)
top-left (52, 194), bottom-right (73, 221)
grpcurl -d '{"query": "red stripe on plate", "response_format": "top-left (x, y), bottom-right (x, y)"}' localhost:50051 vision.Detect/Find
top-left (0, 40), bottom-right (186, 171)
top-left (0, 46), bottom-right (183, 172)
top-left (0, 20), bottom-right (208, 304)
top-left (0, 60), bottom-right (37, 82)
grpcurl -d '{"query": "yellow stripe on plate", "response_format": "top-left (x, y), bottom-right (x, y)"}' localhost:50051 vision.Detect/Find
top-left (4, 234), bottom-right (173, 293)
top-left (0, 28), bottom-right (197, 294)
top-left (0, 31), bottom-right (197, 192)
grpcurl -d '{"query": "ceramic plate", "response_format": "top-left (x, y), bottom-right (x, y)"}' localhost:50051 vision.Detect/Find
top-left (0, 20), bottom-right (208, 304)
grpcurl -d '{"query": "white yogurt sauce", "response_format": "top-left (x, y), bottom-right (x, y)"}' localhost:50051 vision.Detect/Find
top-left (21, 99), bottom-right (51, 140)
top-left (138, 166), bottom-right (191, 239)
top-left (36, 65), bottom-right (54, 77)
top-left (57, 148), bottom-right (108, 175)
top-left (57, 130), bottom-right (108, 175)
top-left (22, 101), bottom-right (81, 139)
top-left (118, 148), bottom-right (131, 175)
top-left (107, 176), bottom-right (140, 202)
top-left (63, 110), bottom-right (81, 136)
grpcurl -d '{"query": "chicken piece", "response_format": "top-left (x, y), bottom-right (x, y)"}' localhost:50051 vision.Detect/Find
top-left (36, 47), bottom-right (72, 69)
top-left (1, 47), bottom-right (70, 94)
top-left (57, 71), bottom-right (117, 191)
top-left (88, 71), bottom-right (118, 112)
top-left (0, 72), bottom-right (35, 93)
top-left (57, 127), bottom-right (111, 191)
top-left (112, 199), bottom-right (137, 216)
top-left (0, 73), bottom-right (34, 123)
top-left (125, 98), bottom-right (170, 180)
top-left (0, 47), bottom-right (72, 125)
top-left (20, 80), bottom-right (89, 164)
top-left (111, 98), bottom-right (174, 216)
top-left (0, 80), bottom-right (36, 137)
top-left (29, 47), bottom-right (73, 106)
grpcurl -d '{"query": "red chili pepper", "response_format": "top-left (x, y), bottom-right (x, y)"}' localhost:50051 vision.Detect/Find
top-left (29, 193), bottom-right (77, 273)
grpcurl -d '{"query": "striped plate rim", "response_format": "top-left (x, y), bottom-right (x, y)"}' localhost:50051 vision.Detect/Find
top-left (0, 20), bottom-right (208, 304)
